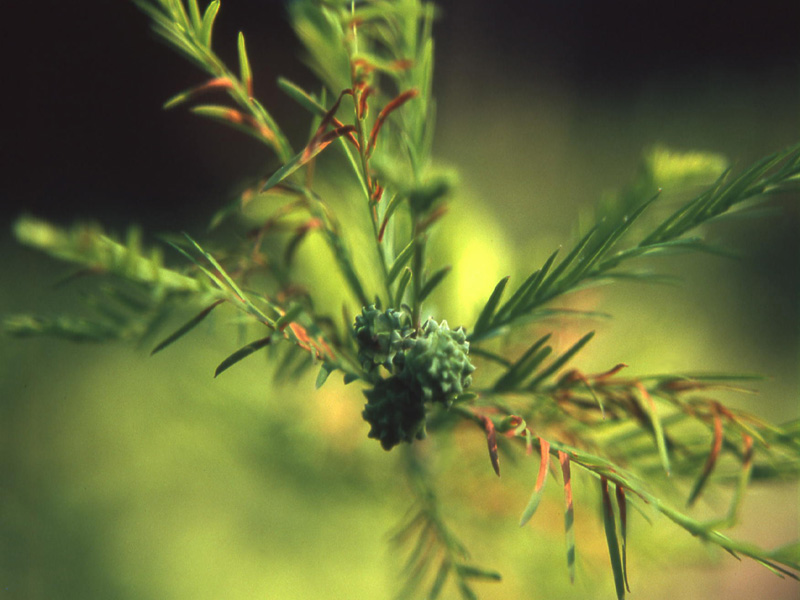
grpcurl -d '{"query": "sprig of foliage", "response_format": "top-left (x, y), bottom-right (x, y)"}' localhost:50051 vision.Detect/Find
top-left (446, 372), bottom-right (800, 579)
top-left (5, 0), bottom-right (799, 597)
top-left (469, 142), bottom-right (800, 343)
top-left (391, 448), bottom-right (502, 600)
top-left (5, 217), bottom-right (210, 343)
top-left (134, 0), bottom-right (294, 161)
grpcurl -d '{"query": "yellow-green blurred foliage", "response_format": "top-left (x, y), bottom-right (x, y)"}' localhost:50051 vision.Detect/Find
top-left (2, 48), bottom-right (798, 600)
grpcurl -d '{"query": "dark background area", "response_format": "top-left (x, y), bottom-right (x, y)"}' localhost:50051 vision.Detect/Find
top-left (3, 0), bottom-right (798, 231)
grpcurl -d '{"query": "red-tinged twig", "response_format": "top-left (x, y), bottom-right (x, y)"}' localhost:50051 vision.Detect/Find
top-left (498, 415), bottom-right (535, 456)
top-left (370, 183), bottom-right (384, 204)
top-left (713, 402), bottom-right (737, 422)
top-left (315, 89), bottom-right (353, 137)
top-left (687, 402), bottom-right (724, 506)
top-left (558, 369), bottom-right (608, 419)
top-left (351, 57), bottom-right (414, 74)
top-left (367, 89), bottom-right (419, 157)
top-left (389, 59), bottom-right (414, 71)
top-left (742, 433), bottom-right (754, 466)
top-left (559, 450), bottom-right (576, 583)
top-left (333, 116), bottom-right (359, 147)
top-left (659, 378), bottom-right (757, 395)
top-left (536, 438), bottom-right (551, 493)
top-left (358, 86), bottom-right (374, 119)
top-left (164, 77), bottom-right (234, 108)
top-left (519, 437), bottom-right (551, 527)
top-left (214, 108), bottom-right (280, 147)
top-left (286, 321), bottom-right (335, 361)
top-left (479, 415), bottom-right (501, 477)
top-left (525, 428), bottom-right (534, 455)
top-left (351, 58), bottom-right (374, 76)
top-left (415, 205), bottom-right (448, 234)
top-left (499, 415), bottom-right (524, 435)
top-left (591, 363), bottom-right (628, 382)
top-left (347, 16), bottom-right (364, 30)
top-left (195, 76), bottom-right (235, 92)
top-left (302, 125), bottom-right (358, 163)
top-left (303, 89), bottom-right (359, 160)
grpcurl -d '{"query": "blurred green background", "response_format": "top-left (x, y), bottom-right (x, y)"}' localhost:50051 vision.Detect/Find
top-left (2, 1), bottom-right (798, 598)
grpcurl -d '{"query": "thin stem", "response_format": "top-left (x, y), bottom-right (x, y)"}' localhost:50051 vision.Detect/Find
top-left (411, 232), bottom-right (424, 327)
top-left (345, 45), bottom-right (392, 307)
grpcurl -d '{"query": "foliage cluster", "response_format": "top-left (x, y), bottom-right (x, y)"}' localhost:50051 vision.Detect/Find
top-left (6, 1), bottom-right (800, 598)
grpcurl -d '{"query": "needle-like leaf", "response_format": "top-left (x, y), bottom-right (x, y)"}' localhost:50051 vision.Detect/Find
top-left (237, 32), bottom-right (253, 96)
top-left (214, 336), bottom-right (272, 377)
top-left (559, 451), bottom-right (576, 583)
top-left (601, 477), bottom-right (626, 600)
top-left (151, 299), bottom-right (224, 355)
top-left (519, 438), bottom-right (551, 526)
top-left (418, 266), bottom-right (451, 302)
top-left (472, 276), bottom-right (509, 336)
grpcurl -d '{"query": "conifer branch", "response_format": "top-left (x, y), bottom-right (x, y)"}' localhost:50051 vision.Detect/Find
top-left (470, 143), bottom-right (800, 343)
top-left (5, 1), bottom-right (798, 597)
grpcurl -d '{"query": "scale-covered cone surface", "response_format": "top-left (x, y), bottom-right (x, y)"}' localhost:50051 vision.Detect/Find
top-left (354, 306), bottom-right (414, 373)
top-left (401, 319), bottom-right (475, 405)
top-left (362, 375), bottom-right (427, 450)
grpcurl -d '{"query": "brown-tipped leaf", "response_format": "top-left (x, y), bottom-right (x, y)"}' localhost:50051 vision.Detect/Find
top-left (687, 404), bottom-right (724, 506)
top-left (190, 105), bottom-right (279, 148)
top-left (262, 125), bottom-right (357, 193)
top-left (559, 450), bottom-right (576, 582)
top-left (303, 89), bottom-right (358, 157)
top-left (163, 77), bottom-right (234, 109)
top-left (519, 438), bottom-right (551, 526)
top-left (275, 304), bottom-right (305, 331)
top-left (367, 89), bottom-right (418, 157)
top-left (481, 416), bottom-right (500, 476)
